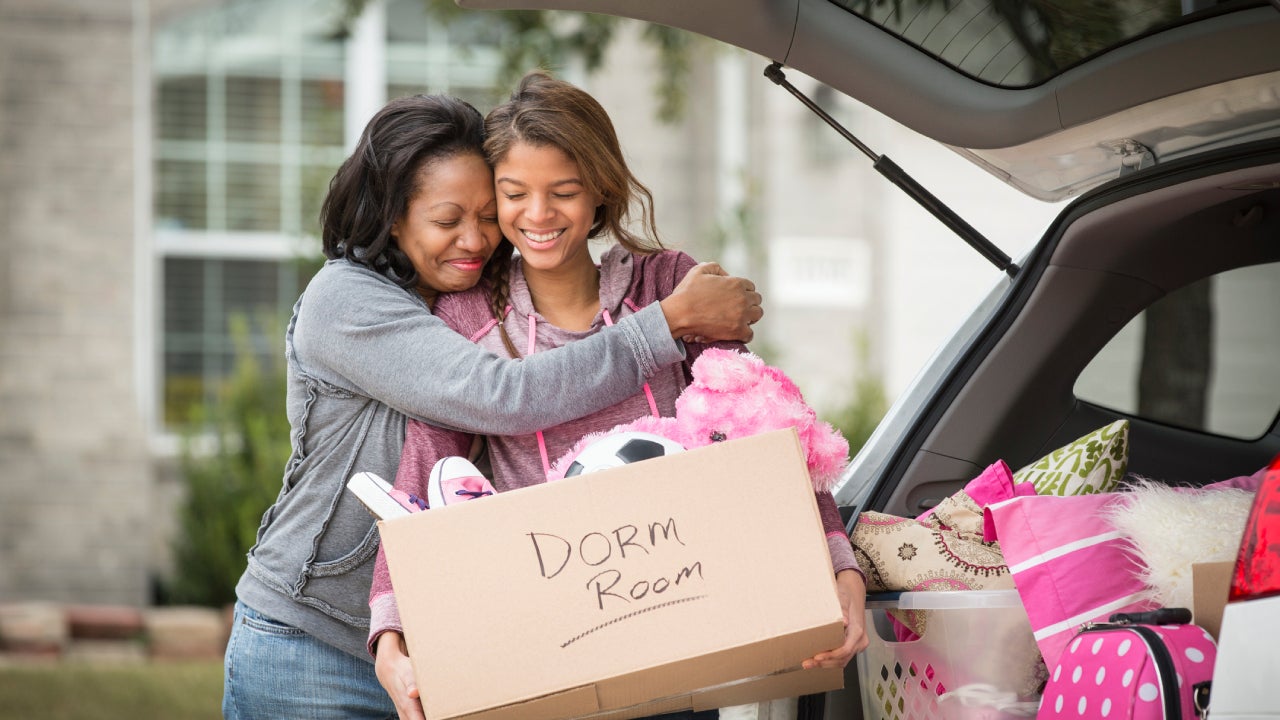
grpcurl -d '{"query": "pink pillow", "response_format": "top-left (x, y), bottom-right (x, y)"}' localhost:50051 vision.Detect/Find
top-left (984, 492), bottom-right (1158, 670)
top-left (965, 459), bottom-right (1037, 507)
top-left (1204, 465), bottom-right (1268, 492)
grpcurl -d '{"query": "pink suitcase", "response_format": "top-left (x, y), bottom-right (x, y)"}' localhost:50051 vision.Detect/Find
top-left (1038, 609), bottom-right (1216, 720)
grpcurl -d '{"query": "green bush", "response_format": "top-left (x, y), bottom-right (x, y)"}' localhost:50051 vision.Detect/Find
top-left (825, 372), bottom-right (888, 457)
top-left (163, 314), bottom-right (291, 607)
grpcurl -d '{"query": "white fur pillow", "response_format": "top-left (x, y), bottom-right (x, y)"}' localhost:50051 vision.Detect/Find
top-left (1103, 479), bottom-right (1253, 609)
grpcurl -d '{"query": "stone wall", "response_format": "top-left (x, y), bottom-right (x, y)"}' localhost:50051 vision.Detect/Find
top-left (0, 0), bottom-right (153, 605)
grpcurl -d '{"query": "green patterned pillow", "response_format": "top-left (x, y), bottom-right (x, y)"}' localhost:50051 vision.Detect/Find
top-left (1013, 419), bottom-right (1129, 496)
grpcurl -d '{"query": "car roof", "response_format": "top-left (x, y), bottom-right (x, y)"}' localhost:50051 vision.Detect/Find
top-left (459, 0), bottom-right (1280, 199)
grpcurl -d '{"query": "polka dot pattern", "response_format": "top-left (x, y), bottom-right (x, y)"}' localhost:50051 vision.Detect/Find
top-left (1039, 622), bottom-right (1217, 719)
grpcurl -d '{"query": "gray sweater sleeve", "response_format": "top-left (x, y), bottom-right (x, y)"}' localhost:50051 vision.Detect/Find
top-left (292, 261), bottom-right (685, 435)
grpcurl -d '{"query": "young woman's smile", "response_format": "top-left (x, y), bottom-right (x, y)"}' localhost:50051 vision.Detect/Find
top-left (495, 142), bottom-right (602, 275)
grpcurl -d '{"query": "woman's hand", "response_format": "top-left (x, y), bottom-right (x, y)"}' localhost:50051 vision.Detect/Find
top-left (660, 262), bottom-right (763, 343)
top-left (375, 631), bottom-right (426, 720)
top-left (802, 569), bottom-right (870, 670)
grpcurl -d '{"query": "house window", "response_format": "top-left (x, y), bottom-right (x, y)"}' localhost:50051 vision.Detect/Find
top-left (152, 0), bottom-right (500, 428)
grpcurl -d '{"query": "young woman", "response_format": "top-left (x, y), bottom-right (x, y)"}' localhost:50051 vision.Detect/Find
top-left (367, 72), bottom-right (868, 720)
top-left (221, 93), bottom-right (765, 720)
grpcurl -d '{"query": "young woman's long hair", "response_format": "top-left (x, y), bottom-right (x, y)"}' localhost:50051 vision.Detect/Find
top-left (483, 70), bottom-right (664, 355)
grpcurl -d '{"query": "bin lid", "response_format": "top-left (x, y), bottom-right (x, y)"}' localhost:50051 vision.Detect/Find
top-left (896, 589), bottom-right (1024, 610)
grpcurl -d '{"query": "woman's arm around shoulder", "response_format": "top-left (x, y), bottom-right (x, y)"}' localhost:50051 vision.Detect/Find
top-left (656, 256), bottom-right (763, 345)
top-left (294, 260), bottom-right (684, 434)
top-left (630, 250), bottom-right (754, 364)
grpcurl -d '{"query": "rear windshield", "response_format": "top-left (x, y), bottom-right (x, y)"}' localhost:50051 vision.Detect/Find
top-left (827, 0), bottom-right (1260, 87)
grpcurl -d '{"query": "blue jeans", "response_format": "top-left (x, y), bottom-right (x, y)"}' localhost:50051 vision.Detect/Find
top-left (222, 601), bottom-right (716, 720)
top-left (223, 600), bottom-right (395, 720)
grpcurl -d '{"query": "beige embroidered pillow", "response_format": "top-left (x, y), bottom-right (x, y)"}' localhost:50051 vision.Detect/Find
top-left (852, 509), bottom-right (1012, 594)
top-left (852, 497), bottom-right (1014, 638)
top-left (1013, 419), bottom-right (1129, 496)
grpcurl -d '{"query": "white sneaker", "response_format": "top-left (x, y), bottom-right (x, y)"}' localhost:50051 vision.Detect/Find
top-left (346, 472), bottom-right (428, 520)
top-left (427, 456), bottom-right (496, 509)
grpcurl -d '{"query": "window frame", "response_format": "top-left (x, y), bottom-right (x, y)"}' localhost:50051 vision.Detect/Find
top-left (146, 0), bottom-right (502, 437)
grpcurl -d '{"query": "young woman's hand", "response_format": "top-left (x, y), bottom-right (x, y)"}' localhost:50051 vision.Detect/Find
top-left (801, 568), bottom-right (869, 670)
top-left (375, 631), bottom-right (426, 720)
top-left (661, 262), bottom-right (763, 343)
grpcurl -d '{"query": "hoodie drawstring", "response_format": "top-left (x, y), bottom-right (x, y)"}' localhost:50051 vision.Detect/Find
top-left (604, 308), bottom-right (661, 419)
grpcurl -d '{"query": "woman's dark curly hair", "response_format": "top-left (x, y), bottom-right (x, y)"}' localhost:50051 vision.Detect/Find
top-left (320, 94), bottom-right (503, 289)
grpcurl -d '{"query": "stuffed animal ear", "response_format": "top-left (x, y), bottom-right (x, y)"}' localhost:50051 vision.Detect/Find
top-left (802, 421), bottom-right (850, 493)
top-left (761, 364), bottom-right (806, 404)
top-left (687, 348), bottom-right (765, 394)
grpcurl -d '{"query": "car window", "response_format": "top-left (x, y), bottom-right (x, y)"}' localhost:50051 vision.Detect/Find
top-left (826, 0), bottom-right (1254, 88)
top-left (1075, 261), bottom-right (1280, 439)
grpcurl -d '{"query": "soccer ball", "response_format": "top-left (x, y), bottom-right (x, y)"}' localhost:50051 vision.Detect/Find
top-left (562, 431), bottom-right (686, 477)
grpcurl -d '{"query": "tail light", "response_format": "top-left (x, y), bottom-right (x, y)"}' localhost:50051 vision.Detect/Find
top-left (1228, 454), bottom-right (1280, 602)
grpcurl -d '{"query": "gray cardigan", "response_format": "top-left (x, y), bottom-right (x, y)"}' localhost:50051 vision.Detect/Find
top-left (235, 259), bottom-right (684, 659)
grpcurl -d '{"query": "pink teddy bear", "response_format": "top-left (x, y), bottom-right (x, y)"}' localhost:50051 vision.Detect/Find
top-left (549, 348), bottom-right (850, 492)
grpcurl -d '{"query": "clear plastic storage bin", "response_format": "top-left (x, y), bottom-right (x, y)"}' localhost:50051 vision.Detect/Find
top-left (857, 589), bottom-right (1044, 720)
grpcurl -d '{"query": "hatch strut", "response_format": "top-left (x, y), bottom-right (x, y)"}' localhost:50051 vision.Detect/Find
top-left (764, 62), bottom-right (1018, 277)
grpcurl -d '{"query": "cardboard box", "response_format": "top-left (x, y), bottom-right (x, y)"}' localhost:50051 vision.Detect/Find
top-left (379, 428), bottom-right (846, 720)
top-left (1192, 560), bottom-right (1234, 641)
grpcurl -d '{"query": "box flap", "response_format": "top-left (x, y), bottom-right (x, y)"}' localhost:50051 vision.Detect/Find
top-left (452, 684), bottom-right (599, 720)
top-left (1192, 560), bottom-right (1234, 641)
top-left (592, 623), bottom-right (844, 710)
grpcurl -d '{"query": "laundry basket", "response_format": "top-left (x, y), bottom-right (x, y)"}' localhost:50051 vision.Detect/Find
top-left (857, 590), bottom-right (1044, 720)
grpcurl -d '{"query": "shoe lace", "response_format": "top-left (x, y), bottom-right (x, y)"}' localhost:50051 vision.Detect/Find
top-left (453, 475), bottom-right (495, 501)
top-left (455, 488), bottom-right (493, 500)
